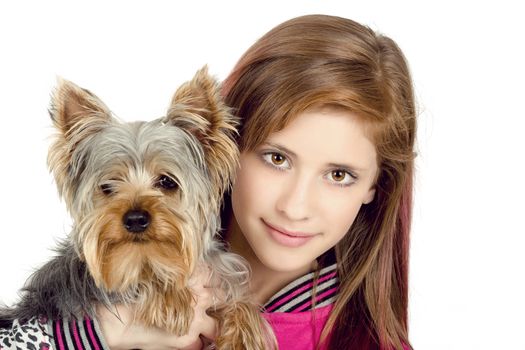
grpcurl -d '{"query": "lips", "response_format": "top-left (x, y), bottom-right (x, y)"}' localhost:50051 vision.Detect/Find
top-left (262, 219), bottom-right (316, 247)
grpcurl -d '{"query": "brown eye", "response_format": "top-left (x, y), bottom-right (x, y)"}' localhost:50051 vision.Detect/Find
top-left (156, 175), bottom-right (178, 191)
top-left (262, 152), bottom-right (290, 169)
top-left (331, 170), bottom-right (346, 182)
top-left (271, 153), bottom-right (285, 165)
top-left (326, 170), bottom-right (356, 187)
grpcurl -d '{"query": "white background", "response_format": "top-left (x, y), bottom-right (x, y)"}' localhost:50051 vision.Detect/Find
top-left (1, 1), bottom-right (524, 349)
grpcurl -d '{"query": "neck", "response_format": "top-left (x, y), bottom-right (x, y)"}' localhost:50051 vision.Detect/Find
top-left (227, 218), bottom-right (315, 305)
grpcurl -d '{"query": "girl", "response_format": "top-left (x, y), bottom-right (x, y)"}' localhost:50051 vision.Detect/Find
top-left (219, 14), bottom-right (415, 349)
top-left (2, 14), bottom-right (415, 350)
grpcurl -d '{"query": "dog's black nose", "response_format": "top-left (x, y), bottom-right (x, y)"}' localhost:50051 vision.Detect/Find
top-left (123, 210), bottom-right (150, 233)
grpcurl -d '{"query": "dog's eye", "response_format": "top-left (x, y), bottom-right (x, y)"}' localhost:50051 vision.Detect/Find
top-left (156, 175), bottom-right (178, 191)
top-left (100, 184), bottom-right (113, 195)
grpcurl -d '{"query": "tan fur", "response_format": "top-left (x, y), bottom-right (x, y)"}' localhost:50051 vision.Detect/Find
top-left (48, 79), bottom-right (112, 206)
top-left (167, 67), bottom-right (239, 205)
top-left (135, 284), bottom-right (195, 336)
top-left (210, 301), bottom-right (276, 350)
top-left (46, 68), bottom-right (276, 347)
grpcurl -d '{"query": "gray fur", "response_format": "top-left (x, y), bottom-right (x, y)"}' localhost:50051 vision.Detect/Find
top-left (1, 79), bottom-right (248, 330)
top-left (0, 240), bottom-right (111, 327)
top-left (68, 119), bottom-right (218, 250)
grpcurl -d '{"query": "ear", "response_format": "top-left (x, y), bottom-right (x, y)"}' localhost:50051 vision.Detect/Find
top-left (165, 66), bottom-right (239, 203)
top-left (363, 187), bottom-right (376, 205)
top-left (49, 77), bottom-right (111, 137)
top-left (47, 78), bottom-right (112, 202)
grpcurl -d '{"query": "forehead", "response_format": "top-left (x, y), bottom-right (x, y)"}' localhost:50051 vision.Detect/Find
top-left (80, 120), bottom-right (206, 175)
top-left (265, 108), bottom-right (378, 171)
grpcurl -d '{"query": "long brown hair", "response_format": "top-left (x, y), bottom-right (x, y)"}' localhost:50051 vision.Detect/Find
top-left (222, 14), bottom-right (415, 349)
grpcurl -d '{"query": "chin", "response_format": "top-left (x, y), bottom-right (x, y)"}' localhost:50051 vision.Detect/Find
top-left (257, 250), bottom-right (314, 274)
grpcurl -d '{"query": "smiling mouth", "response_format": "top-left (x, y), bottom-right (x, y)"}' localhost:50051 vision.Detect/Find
top-left (261, 219), bottom-right (316, 247)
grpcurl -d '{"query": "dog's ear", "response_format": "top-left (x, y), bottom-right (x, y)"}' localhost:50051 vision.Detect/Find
top-left (48, 78), bottom-right (112, 203)
top-left (49, 78), bottom-right (111, 136)
top-left (165, 66), bottom-right (239, 203)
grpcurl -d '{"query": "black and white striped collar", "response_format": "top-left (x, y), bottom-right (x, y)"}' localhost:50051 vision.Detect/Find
top-left (263, 264), bottom-right (339, 313)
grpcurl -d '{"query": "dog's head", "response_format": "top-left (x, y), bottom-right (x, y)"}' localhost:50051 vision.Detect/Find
top-left (48, 67), bottom-right (238, 292)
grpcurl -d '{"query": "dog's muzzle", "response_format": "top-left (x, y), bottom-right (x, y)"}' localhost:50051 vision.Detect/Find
top-left (123, 209), bottom-right (151, 233)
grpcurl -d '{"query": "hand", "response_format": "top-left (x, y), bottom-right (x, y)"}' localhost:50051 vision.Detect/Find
top-left (97, 266), bottom-right (219, 350)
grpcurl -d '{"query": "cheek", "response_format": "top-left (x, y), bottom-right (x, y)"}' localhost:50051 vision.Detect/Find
top-left (232, 157), bottom-right (282, 220)
top-left (232, 158), bottom-right (265, 217)
top-left (318, 191), bottom-right (364, 237)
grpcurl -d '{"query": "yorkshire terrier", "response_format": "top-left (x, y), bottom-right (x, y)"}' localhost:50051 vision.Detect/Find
top-left (0, 67), bottom-right (275, 349)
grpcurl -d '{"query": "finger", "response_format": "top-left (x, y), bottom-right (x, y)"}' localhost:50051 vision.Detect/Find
top-left (177, 337), bottom-right (204, 350)
top-left (198, 314), bottom-right (218, 341)
top-left (189, 264), bottom-right (213, 287)
top-left (169, 315), bottom-right (215, 349)
top-left (203, 285), bottom-right (228, 307)
top-left (201, 334), bottom-right (217, 350)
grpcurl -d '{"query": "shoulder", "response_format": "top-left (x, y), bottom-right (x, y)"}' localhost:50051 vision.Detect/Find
top-left (0, 316), bottom-right (53, 349)
top-left (263, 263), bottom-right (339, 313)
top-left (0, 316), bottom-right (110, 350)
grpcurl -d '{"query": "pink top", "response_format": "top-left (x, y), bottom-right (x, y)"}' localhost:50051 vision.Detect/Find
top-left (261, 264), bottom-right (339, 350)
top-left (1, 262), bottom-right (411, 349)
top-left (263, 304), bottom-right (333, 350)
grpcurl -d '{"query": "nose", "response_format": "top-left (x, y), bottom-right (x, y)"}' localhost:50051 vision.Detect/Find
top-left (275, 175), bottom-right (313, 221)
top-left (123, 209), bottom-right (151, 233)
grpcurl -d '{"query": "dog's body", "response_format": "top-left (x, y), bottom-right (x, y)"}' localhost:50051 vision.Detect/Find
top-left (0, 68), bottom-right (274, 349)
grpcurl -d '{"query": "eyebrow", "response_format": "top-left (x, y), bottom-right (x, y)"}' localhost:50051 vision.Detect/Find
top-left (263, 142), bottom-right (298, 158)
top-left (262, 142), bottom-right (368, 173)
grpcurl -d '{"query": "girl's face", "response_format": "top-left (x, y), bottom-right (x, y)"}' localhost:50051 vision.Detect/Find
top-left (231, 108), bottom-right (378, 273)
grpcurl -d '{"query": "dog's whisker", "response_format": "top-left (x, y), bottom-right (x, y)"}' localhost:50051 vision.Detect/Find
top-left (1, 67), bottom-right (275, 349)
